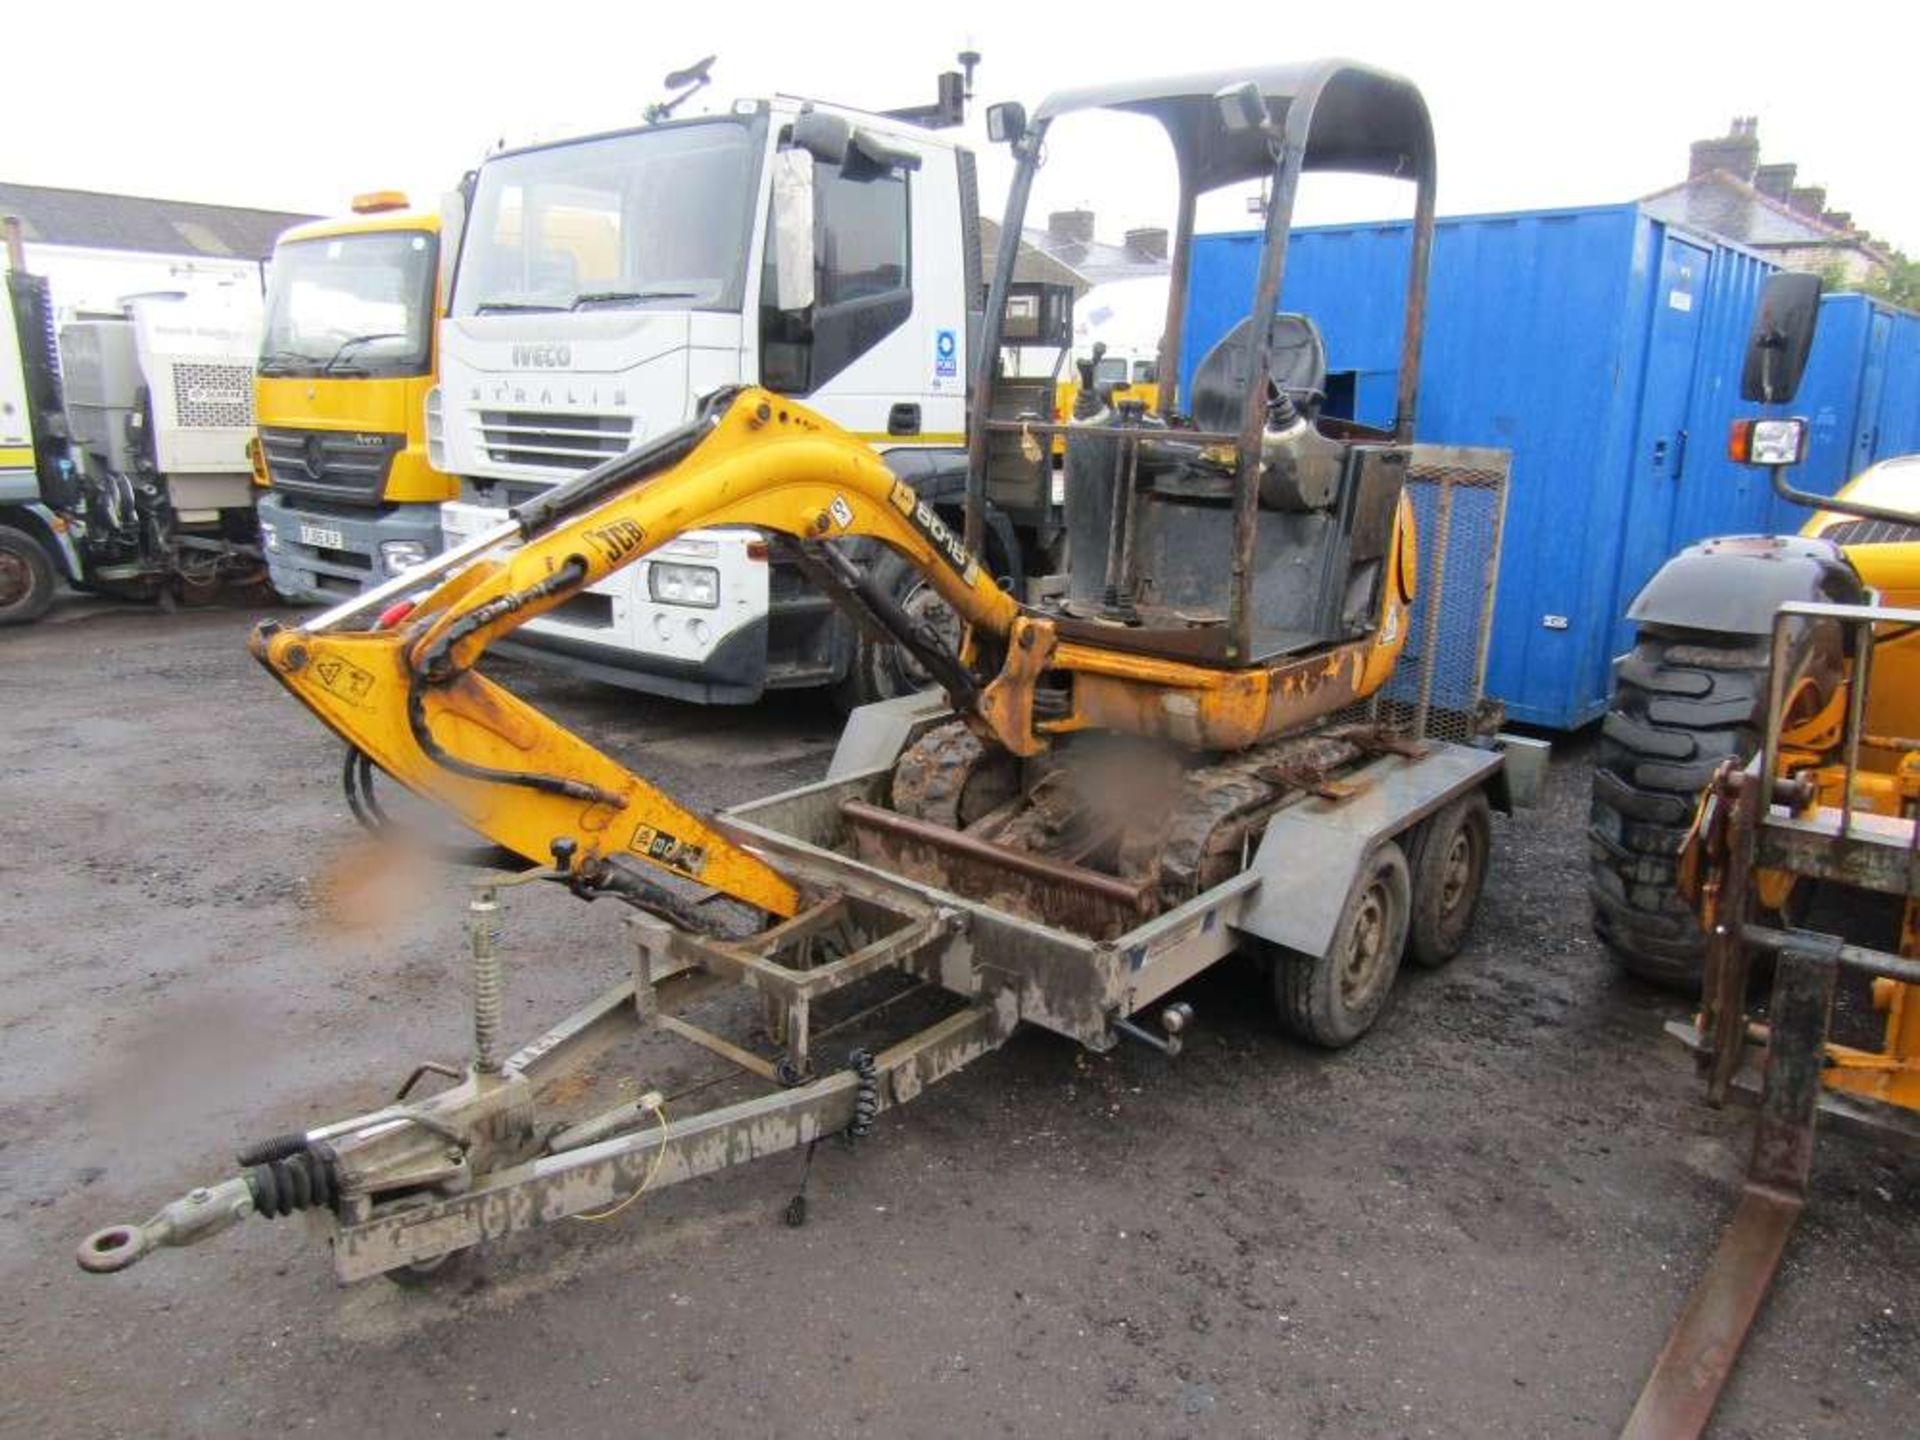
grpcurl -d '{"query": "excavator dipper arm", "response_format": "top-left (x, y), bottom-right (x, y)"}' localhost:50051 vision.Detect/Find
top-left (249, 388), bottom-right (1021, 919)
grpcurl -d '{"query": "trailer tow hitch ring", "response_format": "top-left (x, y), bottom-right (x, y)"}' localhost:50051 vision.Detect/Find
top-left (77, 1175), bottom-right (257, 1274)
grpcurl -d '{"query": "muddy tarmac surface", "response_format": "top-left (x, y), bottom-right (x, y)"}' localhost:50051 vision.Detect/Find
top-left (1, 599), bottom-right (1914, 1438)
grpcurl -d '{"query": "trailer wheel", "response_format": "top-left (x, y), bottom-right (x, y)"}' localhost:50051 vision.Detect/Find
top-left (1274, 842), bottom-right (1411, 1048)
top-left (1587, 629), bottom-right (1768, 991)
top-left (1405, 790), bottom-right (1491, 968)
top-left (0, 524), bottom-right (57, 625)
top-left (382, 1245), bottom-right (482, 1289)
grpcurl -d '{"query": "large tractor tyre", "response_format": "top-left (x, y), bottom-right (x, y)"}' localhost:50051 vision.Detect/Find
top-left (1587, 629), bottom-right (1768, 991)
top-left (0, 524), bottom-right (58, 626)
top-left (836, 549), bottom-right (964, 711)
top-left (1405, 789), bottom-right (1492, 969)
top-left (1274, 842), bottom-right (1412, 1049)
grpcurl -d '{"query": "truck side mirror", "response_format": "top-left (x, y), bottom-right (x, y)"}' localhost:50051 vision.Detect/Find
top-left (791, 110), bottom-right (850, 167)
top-left (986, 102), bottom-right (1026, 146)
top-left (1740, 271), bottom-right (1821, 404)
top-left (437, 187), bottom-right (467, 318)
top-left (769, 151), bottom-right (816, 312)
top-left (1215, 81), bottom-right (1269, 136)
top-left (844, 127), bottom-right (923, 179)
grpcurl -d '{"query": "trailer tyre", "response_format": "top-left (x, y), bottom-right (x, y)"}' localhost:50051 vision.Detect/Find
top-left (1406, 790), bottom-right (1491, 968)
top-left (0, 524), bottom-right (57, 625)
top-left (1274, 842), bottom-right (1411, 1049)
top-left (1587, 629), bottom-right (1768, 992)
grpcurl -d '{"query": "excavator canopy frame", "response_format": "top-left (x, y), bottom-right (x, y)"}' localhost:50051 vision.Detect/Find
top-left (964, 59), bottom-right (1437, 665)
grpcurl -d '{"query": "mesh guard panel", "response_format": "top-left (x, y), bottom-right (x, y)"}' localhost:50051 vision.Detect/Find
top-left (172, 362), bottom-right (256, 429)
top-left (1333, 444), bottom-right (1510, 743)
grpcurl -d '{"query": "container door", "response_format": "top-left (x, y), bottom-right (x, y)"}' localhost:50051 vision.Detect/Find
top-left (1614, 235), bottom-right (1710, 607)
top-left (1852, 308), bottom-right (1893, 474)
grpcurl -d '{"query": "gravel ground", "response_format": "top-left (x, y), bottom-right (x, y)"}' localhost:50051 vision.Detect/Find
top-left (0, 596), bottom-right (1914, 1439)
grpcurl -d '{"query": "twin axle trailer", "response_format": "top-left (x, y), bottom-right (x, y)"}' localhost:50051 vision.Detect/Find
top-left (78, 446), bottom-right (1542, 1284)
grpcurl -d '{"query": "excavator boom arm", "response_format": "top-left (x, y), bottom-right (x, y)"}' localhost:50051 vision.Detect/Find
top-left (249, 389), bottom-right (1021, 919)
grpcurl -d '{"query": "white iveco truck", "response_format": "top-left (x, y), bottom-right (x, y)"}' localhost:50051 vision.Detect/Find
top-left (433, 84), bottom-right (1047, 705)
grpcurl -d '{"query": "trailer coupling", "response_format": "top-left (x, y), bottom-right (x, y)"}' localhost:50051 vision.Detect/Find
top-left (77, 886), bottom-right (1011, 1283)
top-left (79, 1177), bottom-right (257, 1274)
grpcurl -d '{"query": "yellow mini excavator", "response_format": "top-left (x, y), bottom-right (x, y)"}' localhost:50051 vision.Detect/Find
top-left (80, 63), bottom-right (1527, 1285)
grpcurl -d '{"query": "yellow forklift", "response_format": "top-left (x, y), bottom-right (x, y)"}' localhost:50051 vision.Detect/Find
top-left (1622, 272), bottom-right (1920, 1437)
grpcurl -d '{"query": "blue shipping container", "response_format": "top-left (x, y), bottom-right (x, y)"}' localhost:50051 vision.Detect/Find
top-left (1185, 205), bottom-right (1920, 728)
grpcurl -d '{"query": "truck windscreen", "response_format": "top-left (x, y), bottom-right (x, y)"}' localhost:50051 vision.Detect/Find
top-left (452, 118), bottom-right (764, 318)
top-left (260, 230), bottom-right (437, 378)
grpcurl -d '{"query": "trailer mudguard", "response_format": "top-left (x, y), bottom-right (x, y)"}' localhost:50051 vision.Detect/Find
top-left (1627, 535), bottom-right (1865, 638)
top-left (1234, 742), bottom-right (1503, 958)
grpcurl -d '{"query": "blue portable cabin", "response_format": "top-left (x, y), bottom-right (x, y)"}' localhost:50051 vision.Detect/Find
top-left (1775, 292), bottom-right (1920, 531)
top-left (1184, 205), bottom-right (1919, 728)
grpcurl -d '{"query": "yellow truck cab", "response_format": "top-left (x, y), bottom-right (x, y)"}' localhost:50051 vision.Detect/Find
top-left (254, 198), bottom-right (447, 599)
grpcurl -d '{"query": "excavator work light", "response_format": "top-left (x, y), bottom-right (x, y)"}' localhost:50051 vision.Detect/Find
top-left (1728, 416), bottom-right (1808, 467)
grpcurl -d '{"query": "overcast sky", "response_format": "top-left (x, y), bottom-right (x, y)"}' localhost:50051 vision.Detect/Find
top-left (6, 0), bottom-right (1915, 254)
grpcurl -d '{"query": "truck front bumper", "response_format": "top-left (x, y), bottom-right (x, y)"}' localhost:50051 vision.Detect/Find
top-left (258, 494), bottom-right (444, 603)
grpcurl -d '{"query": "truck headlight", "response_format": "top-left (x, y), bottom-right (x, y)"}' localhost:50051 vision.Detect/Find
top-left (260, 523), bottom-right (280, 554)
top-left (380, 539), bottom-right (430, 575)
top-left (425, 386), bottom-right (445, 471)
top-left (648, 562), bottom-right (719, 608)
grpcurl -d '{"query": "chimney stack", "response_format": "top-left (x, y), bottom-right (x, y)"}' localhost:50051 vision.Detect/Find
top-left (1787, 184), bottom-right (1827, 218)
top-left (1123, 226), bottom-right (1168, 261)
top-left (1753, 162), bottom-right (1796, 201)
top-left (1689, 116), bottom-right (1759, 182)
top-left (1047, 208), bottom-right (1095, 246)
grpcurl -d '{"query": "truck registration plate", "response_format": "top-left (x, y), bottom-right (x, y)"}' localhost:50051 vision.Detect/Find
top-left (299, 523), bottom-right (346, 551)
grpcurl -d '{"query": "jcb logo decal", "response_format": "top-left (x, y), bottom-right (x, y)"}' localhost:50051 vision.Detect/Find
top-left (886, 480), bottom-right (980, 585)
top-left (631, 822), bottom-right (708, 877)
top-left (585, 519), bottom-right (645, 563)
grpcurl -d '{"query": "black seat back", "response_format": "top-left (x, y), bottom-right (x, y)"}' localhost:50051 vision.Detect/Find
top-left (1187, 313), bottom-right (1327, 435)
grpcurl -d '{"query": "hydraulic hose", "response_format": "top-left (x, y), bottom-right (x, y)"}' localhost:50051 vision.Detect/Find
top-left (403, 555), bottom-right (626, 811)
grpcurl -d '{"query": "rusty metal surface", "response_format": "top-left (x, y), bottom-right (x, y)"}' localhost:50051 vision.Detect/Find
top-left (1619, 1187), bottom-right (1803, 1440)
top-left (1702, 769), bottom-right (1761, 1108)
top-left (1626, 940), bottom-right (1838, 1440)
top-left (1746, 945), bottom-right (1839, 1197)
top-left (1741, 921), bottom-right (1920, 985)
top-left (841, 798), bottom-right (1154, 940)
top-left (1753, 805), bottom-right (1920, 896)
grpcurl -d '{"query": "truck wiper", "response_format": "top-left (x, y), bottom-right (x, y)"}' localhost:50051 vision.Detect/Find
top-left (474, 300), bottom-right (565, 314)
top-left (258, 348), bottom-right (319, 375)
top-left (570, 289), bottom-right (697, 310)
top-left (322, 333), bottom-right (406, 373)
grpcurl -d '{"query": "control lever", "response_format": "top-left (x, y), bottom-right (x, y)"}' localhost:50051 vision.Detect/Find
top-left (1072, 342), bottom-right (1108, 420)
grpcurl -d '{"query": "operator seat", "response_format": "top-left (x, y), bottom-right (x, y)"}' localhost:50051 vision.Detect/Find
top-left (1187, 314), bottom-right (1327, 435)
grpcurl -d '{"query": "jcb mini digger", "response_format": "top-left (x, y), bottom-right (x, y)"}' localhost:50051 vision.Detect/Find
top-left (78, 62), bottom-right (1527, 1284)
